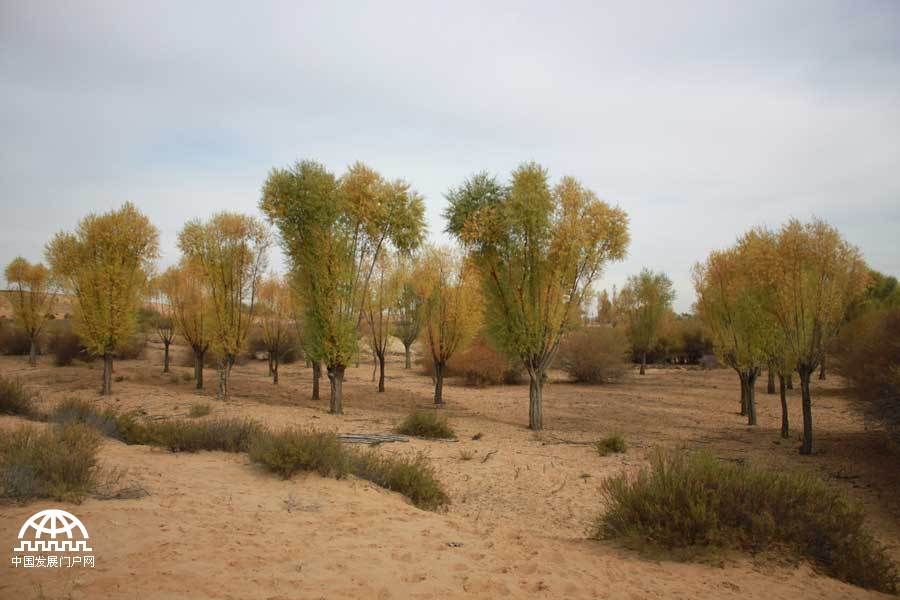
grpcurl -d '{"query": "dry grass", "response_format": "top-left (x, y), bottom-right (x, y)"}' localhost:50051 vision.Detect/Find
top-left (0, 375), bottom-right (35, 417)
top-left (396, 410), bottom-right (455, 439)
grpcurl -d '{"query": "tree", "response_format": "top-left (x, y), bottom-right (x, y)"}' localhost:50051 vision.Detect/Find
top-left (45, 202), bottom-right (159, 394)
top-left (158, 261), bottom-right (211, 389)
top-left (596, 289), bottom-right (613, 325)
top-left (693, 248), bottom-right (769, 426)
top-left (178, 213), bottom-right (269, 400)
top-left (392, 256), bottom-right (426, 369)
top-left (419, 247), bottom-right (482, 404)
top-left (258, 274), bottom-right (293, 384)
top-left (446, 165), bottom-right (629, 430)
top-left (261, 160), bottom-right (425, 414)
top-left (741, 219), bottom-right (868, 454)
top-left (363, 253), bottom-right (402, 392)
top-left (618, 269), bottom-right (675, 375)
top-left (287, 272), bottom-right (322, 400)
top-left (4, 257), bottom-right (55, 365)
top-left (148, 275), bottom-right (177, 373)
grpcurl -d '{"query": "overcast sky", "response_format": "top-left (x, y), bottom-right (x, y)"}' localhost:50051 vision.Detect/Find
top-left (2, 1), bottom-right (898, 312)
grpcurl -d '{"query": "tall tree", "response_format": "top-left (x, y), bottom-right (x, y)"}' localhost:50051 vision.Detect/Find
top-left (158, 261), bottom-right (210, 389)
top-left (258, 274), bottom-right (293, 384)
top-left (596, 289), bottom-right (613, 325)
top-left (46, 202), bottom-right (159, 394)
top-left (741, 219), bottom-right (868, 454)
top-left (4, 257), bottom-right (55, 365)
top-left (392, 256), bottom-right (426, 369)
top-left (287, 272), bottom-right (322, 400)
top-left (419, 247), bottom-right (482, 404)
top-left (178, 213), bottom-right (269, 400)
top-left (148, 274), bottom-right (177, 373)
top-left (363, 253), bottom-right (401, 392)
top-left (261, 160), bottom-right (425, 414)
top-left (618, 269), bottom-right (675, 375)
top-left (446, 165), bottom-right (629, 430)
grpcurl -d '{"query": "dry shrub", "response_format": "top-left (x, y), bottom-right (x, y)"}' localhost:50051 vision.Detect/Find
top-left (350, 449), bottom-right (449, 510)
top-left (558, 326), bottom-right (628, 384)
top-left (249, 428), bottom-right (349, 479)
top-left (832, 309), bottom-right (900, 443)
top-left (595, 433), bottom-right (627, 456)
top-left (0, 376), bottom-right (35, 417)
top-left (116, 335), bottom-right (146, 360)
top-left (0, 424), bottom-right (102, 503)
top-left (596, 449), bottom-right (898, 594)
top-left (396, 410), bottom-right (455, 439)
top-left (0, 322), bottom-right (31, 355)
top-left (47, 324), bottom-right (89, 366)
top-left (420, 335), bottom-right (524, 386)
top-left (142, 418), bottom-right (263, 453)
top-left (188, 403), bottom-right (211, 418)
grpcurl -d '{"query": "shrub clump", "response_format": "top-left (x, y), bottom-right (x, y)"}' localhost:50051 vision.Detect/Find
top-left (595, 434), bottom-right (627, 456)
top-left (558, 327), bottom-right (628, 384)
top-left (420, 334), bottom-right (524, 386)
top-left (0, 424), bottom-right (102, 502)
top-left (143, 418), bottom-right (263, 453)
top-left (595, 450), bottom-right (898, 594)
top-left (188, 403), bottom-right (211, 418)
top-left (0, 376), bottom-right (35, 417)
top-left (351, 449), bottom-right (449, 511)
top-left (249, 428), bottom-right (349, 479)
top-left (0, 323), bottom-right (31, 356)
top-left (396, 410), bottom-right (455, 439)
top-left (46, 323), bottom-right (89, 366)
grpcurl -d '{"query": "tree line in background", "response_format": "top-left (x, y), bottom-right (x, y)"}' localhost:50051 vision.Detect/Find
top-left (1, 161), bottom-right (898, 449)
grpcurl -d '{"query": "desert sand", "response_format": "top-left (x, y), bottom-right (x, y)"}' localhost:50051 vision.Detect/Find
top-left (1, 344), bottom-right (898, 599)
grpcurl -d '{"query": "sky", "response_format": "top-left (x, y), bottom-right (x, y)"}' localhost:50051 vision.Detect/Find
top-left (1, 1), bottom-right (898, 313)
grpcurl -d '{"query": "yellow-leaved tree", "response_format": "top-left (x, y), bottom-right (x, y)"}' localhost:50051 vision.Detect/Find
top-left (178, 213), bottom-right (270, 400)
top-left (4, 257), bottom-right (55, 365)
top-left (445, 165), bottom-right (629, 430)
top-left (157, 261), bottom-right (211, 389)
top-left (363, 252), bottom-right (402, 392)
top-left (45, 202), bottom-right (159, 394)
top-left (258, 274), bottom-right (293, 384)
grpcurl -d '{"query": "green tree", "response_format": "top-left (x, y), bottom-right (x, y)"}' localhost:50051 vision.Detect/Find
top-left (158, 261), bottom-right (211, 389)
top-left (618, 269), bottom-right (675, 375)
top-left (178, 213), bottom-right (270, 400)
top-left (261, 160), bottom-right (425, 414)
top-left (446, 165), bottom-right (629, 430)
top-left (392, 256), bottom-right (426, 369)
top-left (4, 257), bottom-right (55, 365)
top-left (45, 202), bottom-right (159, 394)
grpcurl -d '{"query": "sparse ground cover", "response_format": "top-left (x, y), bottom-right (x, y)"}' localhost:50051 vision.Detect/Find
top-left (1, 350), bottom-right (899, 599)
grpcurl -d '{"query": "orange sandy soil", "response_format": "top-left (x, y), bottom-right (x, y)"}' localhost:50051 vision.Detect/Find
top-left (1, 345), bottom-right (898, 599)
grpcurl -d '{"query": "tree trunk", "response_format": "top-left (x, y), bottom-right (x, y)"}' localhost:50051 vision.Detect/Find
top-left (218, 354), bottom-right (234, 401)
top-left (163, 341), bottom-right (171, 373)
top-left (787, 374), bottom-right (793, 389)
top-left (377, 353), bottom-right (385, 393)
top-left (778, 374), bottom-right (789, 438)
top-left (371, 351), bottom-right (377, 382)
top-left (746, 369), bottom-right (758, 426)
top-left (799, 368), bottom-right (813, 455)
top-left (273, 356), bottom-right (279, 384)
top-left (101, 353), bottom-right (113, 395)
top-left (404, 344), bottom-right (412, 369)
top-left (194, 348), bottom-right (205, 390)
top-left (528, 368), bottom-right (544, 430)
top-left (738, 370), bottom-right (748, 416)
top-left (267, 354), bottom-right (273, 377)
top-left (29, 338), bottom-right (37, 366)
top-left (639, 351), bottom-right (646, 375)
top-left (767, 369), bottom-right (775, 394)
top-left (819, 358), bottom-right (826, 381)
top-left (433, 361), bottom-right (444, 405)
top-left (328, 365), bottom-right (344, 414)
top-left (312, 361), bottom-right (321, 401)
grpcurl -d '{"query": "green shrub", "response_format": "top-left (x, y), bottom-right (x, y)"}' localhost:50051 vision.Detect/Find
top-left (0, 424), bottom-right (101, 502)
top-left (350, 449), bottom-right (449, 510)
top-left (396, 410), bottom-right (455, 439)
top-left (558, 327), bottom-right (628, 384)
top-left (249, 428), bottom-right (349, 479)
top-left (144, 418), bottom-right (263, 453)
top-left (0, 376), bottom-right (35, 417)
top-left (595, 449), bottom-right (898, 594)
top-left (595, 434), bottom-right (627, 456)
top-left (188, 403), bottom-right (211, 418)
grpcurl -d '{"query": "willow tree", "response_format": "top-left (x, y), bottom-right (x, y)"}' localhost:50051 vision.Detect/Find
top-left (148, 274), bottom-right (177, 373)
top-left (618, 269), bottom-right (674, 375)
top-left (420, 247), bottom-right (481, 404)
top-left (742, 220), bottom-right (868, 454)
top-left (693, 248), bottom-right (769, 426)
top-left (363, 253), bottom-right (401, 392)
top-left (4, 257), bottom-right (55, 365)
top-left (446, 165), bottom-right (629, 430)
top-left (158, 261), bottom-right (210, 389)
top-left (392, 256), bottom-right (426, 369)
top-left (261, 160), bottom-right (425, 414)
top-left (45, 202), bottom-right (159, 394)
top-left (178, 213), bottom-right (269, 400)
top-left (258, 274), bottom-right (292, 384)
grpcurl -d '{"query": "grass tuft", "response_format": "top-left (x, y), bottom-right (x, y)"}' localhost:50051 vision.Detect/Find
top-left (249, 428), bottom-right (349, 479)
top-left (350, 449), bottom-right (450, 511)
top-left (0, 376), bottom-right (35, 417)
top-left (143, 418), bottom-right (263, 453)
top-left (188, 403), bottom-right (211, 418)
top-left (396, 410), bottom-right (455, 439)
top-left (595, 449), bottom-right (898, 594)
top-left (595, 434), bottom-right (627, 456)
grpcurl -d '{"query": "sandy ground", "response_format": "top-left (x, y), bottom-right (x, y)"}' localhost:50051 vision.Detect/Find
top-left (1, 345), bottom-right (898, 599)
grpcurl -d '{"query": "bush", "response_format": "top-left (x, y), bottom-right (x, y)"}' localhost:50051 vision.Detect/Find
top-left (396, 410), bottom-right (455, 439)
top-left (420, 335), bottom-right (524, 386)
top-left (558, 327), bottom-right (628, 384)
top-left (595, 434), bottom-right (627, 456)
top-left (143, 418), bottom-right (263, 453)
top-left (49, 398), bottom-right (122, 438)
top-left (249, 428), bottom-right (349, 479)
top-left (595, 449), bottom-right (898, 594)
top-left (116, 335), bottom-right (146, 360)
top-left (46, 322), bottom-right (90, 366)
top-left (0, 424), bottom-right (101, 502)
top-left (0, 376), bottom-right (35, 417)
top-left (350, 449), bottom-right (449, 510)
top-left (832, 309), bottom-right (900, 443)
top-left (188, 403), bottom-right (211, 418)
top-left (0, 323), bottom-right (31, 356)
